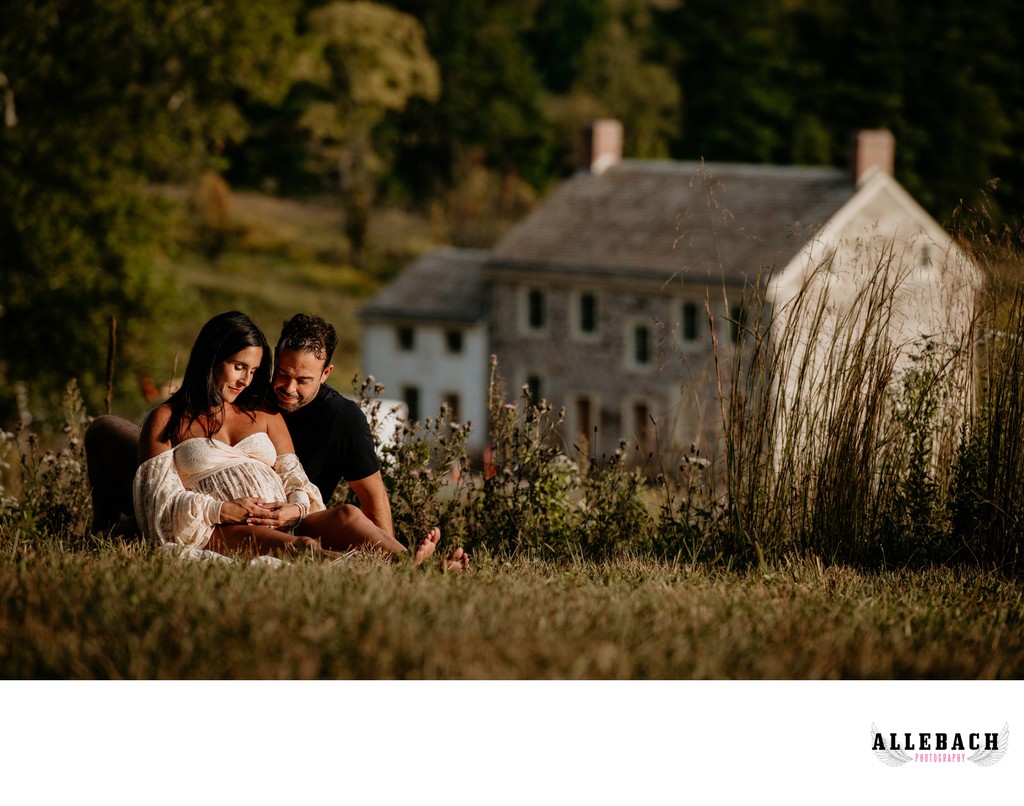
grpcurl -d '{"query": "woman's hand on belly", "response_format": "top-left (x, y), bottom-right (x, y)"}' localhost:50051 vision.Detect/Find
top-left (218, 497), bottom-right (276, 525)
top-left (242, 501), bottom-right (304, 530)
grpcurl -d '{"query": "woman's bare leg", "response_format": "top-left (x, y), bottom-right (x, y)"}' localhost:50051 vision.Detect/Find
top-left (208, 507), bottom-right (467, 570)
top-left (206, 524), bottom-right (344, 562)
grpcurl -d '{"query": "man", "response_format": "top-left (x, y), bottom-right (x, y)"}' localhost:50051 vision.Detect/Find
top-left (85, 313), bottom-right (393, 537)
top-left (270, 313), bottom-right (392, 535)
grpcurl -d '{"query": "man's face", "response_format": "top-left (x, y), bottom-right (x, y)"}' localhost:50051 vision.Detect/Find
top-left (273, 348), bottom-right (332, 413)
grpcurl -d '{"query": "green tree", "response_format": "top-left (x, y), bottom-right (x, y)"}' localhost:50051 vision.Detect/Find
top-left (388, 0), bottom-right (552, 195)
top-left (659, 0), bottom-right (1023, 226)
top-left (660, 0), bottom-right (793, 163)
top-left (568, 0), bottom-right (681, 161)
top-left (293, 1), bottom-right (439, 265)
top-left (782, 0), bottom-right (1022, 224)
top-left (525, 0), bottom-right (612, 95)
top-left (893, 0), bottom-right (1018, 221)
top-left (0, 0), bottom-right (300, 424)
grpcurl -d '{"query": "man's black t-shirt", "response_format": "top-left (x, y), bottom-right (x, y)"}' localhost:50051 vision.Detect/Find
top-left (282, 385), bottom-right (380, 503)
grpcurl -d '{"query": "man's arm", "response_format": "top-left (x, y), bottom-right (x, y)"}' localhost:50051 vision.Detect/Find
top-left (347, 471), bottom-right (394, 537)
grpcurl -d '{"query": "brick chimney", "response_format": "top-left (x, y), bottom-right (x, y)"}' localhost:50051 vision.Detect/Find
top-left (851, 129), bottom-right (895, 185)
top-left (585, 118), bottom-right (623, 174)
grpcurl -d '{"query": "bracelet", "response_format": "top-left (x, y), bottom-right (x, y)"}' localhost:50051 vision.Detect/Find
top-left (294, 502), bottom-right (309, 530)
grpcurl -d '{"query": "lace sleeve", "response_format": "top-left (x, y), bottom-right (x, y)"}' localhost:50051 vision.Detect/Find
top-left (274, 452), bottom-right (325, 514)
top-left (132, 451), bottom-right (224, 550)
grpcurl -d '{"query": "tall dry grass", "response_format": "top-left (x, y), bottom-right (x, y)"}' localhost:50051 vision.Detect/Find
top-left (708, 247), bottom-right (978, 569)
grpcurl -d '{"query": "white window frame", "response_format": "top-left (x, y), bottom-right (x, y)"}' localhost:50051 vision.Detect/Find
top-left (727, 301), bottom-right (748, 346)
top-left (518, 286), bottom-right (549, 336)
top-left (571, 290), bottom-right (600, 341)
top-left (402, 385), bottom-right (421, 423)
top-left (680, 300), bottom-right (703, 348)
top-left (625, 318), bottom-right (655, 372)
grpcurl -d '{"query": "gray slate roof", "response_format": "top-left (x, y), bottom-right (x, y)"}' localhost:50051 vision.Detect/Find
top-left (360, 248), bottom-right (488, 323)
top-left (361, 160), bottom-right (860, 322)
top-left (489, 160), bottom-right (857, 284)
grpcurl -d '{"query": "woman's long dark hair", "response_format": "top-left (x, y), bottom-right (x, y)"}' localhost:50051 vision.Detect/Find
top-left (160, 311), bottom-right (272, 444)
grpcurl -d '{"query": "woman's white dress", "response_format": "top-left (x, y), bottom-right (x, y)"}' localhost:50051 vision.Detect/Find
top-left (133, 432), bottom-right (325, 550)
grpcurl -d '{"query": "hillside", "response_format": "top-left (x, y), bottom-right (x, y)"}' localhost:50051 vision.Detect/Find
top-left (145, 186), bottom-right (446, 410)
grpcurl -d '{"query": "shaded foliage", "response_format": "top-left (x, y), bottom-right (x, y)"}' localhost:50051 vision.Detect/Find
top-left (0, 0), bottom-right (301, 422)
top-left (293, 1), bottom-right (439, 264)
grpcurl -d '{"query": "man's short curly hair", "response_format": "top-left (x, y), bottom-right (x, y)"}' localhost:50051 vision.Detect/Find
top-left (275, 313), bottom-right (338, 368)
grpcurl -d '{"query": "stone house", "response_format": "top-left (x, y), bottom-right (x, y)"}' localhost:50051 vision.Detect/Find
top-left (360, 121), bottom-right (978, 461)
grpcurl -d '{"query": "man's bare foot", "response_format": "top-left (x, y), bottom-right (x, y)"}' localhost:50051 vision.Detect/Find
top-left (443, 546), bottom-right (469, 574)
top-left (412, 527), bottom-right (441, 566)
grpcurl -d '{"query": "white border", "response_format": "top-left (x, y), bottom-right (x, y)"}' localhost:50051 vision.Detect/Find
top-left (4, 681), bottom-right (1020, 803)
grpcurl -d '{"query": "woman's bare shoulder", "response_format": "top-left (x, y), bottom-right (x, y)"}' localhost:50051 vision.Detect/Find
top-left (141, 404), bottom-right (173, 434)
top-left (258, 406), bottom-right (294, 453)
top-left (139, 404), bottom-right (175, 459)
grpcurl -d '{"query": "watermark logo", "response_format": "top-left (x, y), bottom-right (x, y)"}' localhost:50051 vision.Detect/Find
top-left (871, 723), bottom-right (1009, 767)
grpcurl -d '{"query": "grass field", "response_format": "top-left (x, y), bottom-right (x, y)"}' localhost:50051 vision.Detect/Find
top-left (2, 537), bottom-right (1021, 679)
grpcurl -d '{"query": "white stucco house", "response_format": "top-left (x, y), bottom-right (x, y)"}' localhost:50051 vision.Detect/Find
top-left (359, 248), bottom-right (490, 453)
top-left (766, 131), bottom-right (979, 462)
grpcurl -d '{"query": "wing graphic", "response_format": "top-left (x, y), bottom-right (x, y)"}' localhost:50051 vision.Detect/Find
top-left (968, 723), bottom-right (1009, 767)
top-left (872, 723), bottom-right (913, 767)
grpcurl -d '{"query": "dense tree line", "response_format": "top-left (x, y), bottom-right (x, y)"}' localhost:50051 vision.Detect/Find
top-left (229, 0), bottom-right (1024, 223)
top-left (2, 0), bottom-right (1022, 422)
